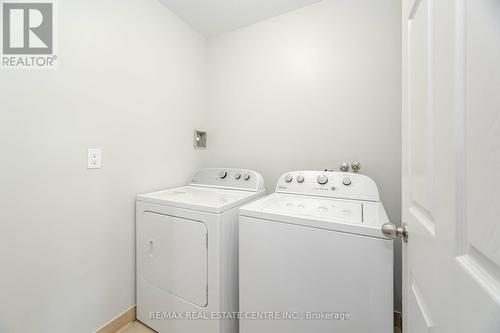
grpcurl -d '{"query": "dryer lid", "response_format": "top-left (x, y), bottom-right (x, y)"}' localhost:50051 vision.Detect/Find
top-left (137, 185), bottom-right (263, 213)
top-left (137, 168), bottom-right (265, 213)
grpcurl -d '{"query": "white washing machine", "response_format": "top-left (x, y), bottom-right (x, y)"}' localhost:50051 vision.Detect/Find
top-left (239, 171), bottom-right (393, 333)
top-left (136, 168), bottom-right (265, 333)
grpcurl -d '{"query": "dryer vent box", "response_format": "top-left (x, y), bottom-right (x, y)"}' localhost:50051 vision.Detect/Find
top-left (194, 130), bottom-right (207, 149)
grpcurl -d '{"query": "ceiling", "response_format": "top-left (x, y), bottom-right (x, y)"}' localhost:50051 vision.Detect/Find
top-left (158, 0), bottom-right (323, 37)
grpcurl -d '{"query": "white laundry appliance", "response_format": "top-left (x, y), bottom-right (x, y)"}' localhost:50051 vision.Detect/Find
top-left (136, 168), bottom-right (265, 333)
top-left (239, 170), bottom-right (393, 333)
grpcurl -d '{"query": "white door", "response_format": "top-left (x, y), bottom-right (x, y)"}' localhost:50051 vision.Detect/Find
top-left (403, 0), bottom-right (500, 332)
top-left (141, 212), bottom-right (208, 307)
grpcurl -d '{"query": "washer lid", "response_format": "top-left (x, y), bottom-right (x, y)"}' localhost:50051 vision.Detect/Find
top-left (261, 194), bottom-right (363, 224)
top-left (240, 193), bottom-right (390, 239)
top-left (137, 185), bottom-right (264, 213)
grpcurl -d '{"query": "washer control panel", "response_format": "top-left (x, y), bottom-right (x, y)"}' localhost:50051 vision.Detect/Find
top-left (190, 168), bottom-right (265, 192)
top-left (276, 171), bottom-right (379, 202)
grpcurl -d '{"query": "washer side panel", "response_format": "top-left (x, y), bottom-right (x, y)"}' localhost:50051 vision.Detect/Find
top-left (239, 216), bottom-right (393, 333)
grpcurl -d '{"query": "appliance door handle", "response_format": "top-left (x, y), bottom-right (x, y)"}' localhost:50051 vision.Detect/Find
top-left (148, 239), bottom-right (154, 258)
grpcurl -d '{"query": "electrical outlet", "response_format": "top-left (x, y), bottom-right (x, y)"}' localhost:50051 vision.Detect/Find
top-left (87, 149), bottom-right (102, 169)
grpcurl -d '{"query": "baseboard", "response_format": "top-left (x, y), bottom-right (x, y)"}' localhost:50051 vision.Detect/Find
top-left (95, 306), bottom-right (136, 333)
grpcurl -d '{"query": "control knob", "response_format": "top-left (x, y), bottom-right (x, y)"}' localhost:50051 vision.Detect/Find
top-left (317, 174), bottom-right (328, 185)
top-left (297, 175), bottom-right (305, 183)
top-left (219, 171), bottom-right (228, 179)
top-left (285, 175), bottom-right (293, 183)
top-left (243, 173), bottom-right (251, 181)
top-left (342, 177), bottom-right (352, 186)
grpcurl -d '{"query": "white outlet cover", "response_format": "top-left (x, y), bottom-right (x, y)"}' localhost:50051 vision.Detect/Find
top-left (87, 149), bottom-right (102, 169)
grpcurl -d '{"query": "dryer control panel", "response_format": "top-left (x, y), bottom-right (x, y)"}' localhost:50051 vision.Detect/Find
top-left (190, 168), bottom-right (265, 192)
top-left (276, 171), bottom-right (380, 202)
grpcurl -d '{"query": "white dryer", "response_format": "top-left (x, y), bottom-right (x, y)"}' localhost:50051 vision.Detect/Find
top-left (136, 168), bottom-right (265, 333)
top-left (239, 171), bottom-right (393, 333)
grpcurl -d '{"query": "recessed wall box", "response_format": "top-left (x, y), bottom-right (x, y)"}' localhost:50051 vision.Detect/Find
top-left (194, 130), bottom-right (207, 149)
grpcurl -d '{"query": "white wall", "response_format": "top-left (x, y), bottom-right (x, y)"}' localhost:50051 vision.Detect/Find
top-left (0, 1), bottom-right (402, 330)
top-left (0, 0), bottom-right (206, 332)
top-left (204, 0), bottom-right (402, 309)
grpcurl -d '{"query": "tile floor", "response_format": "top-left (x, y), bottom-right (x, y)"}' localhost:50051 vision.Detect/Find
top-left (120, 320), bottom-right (402, 333)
